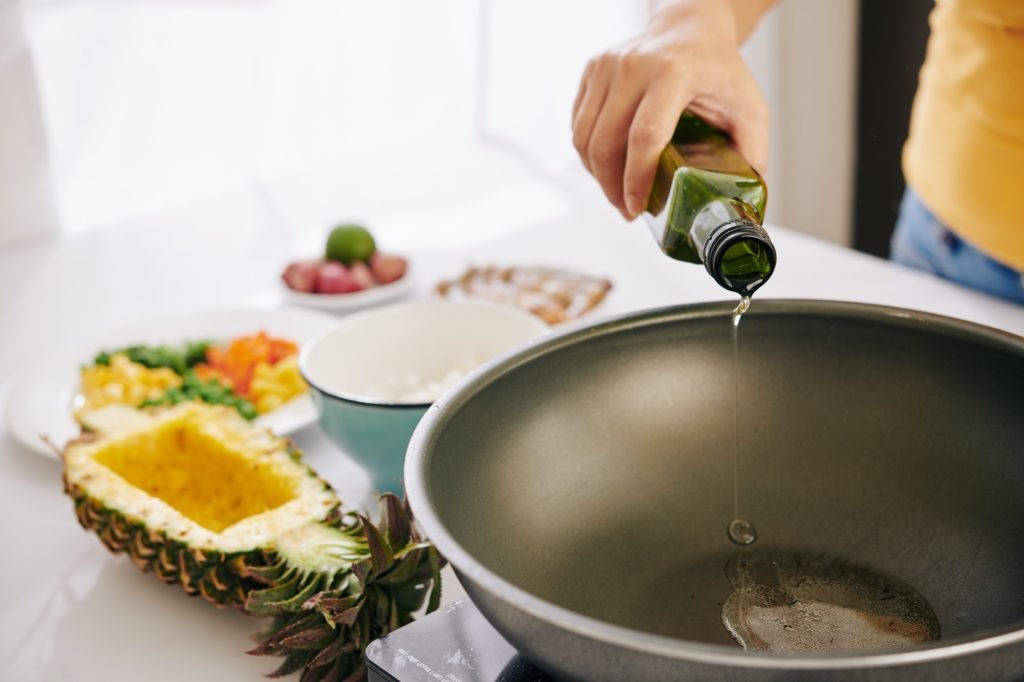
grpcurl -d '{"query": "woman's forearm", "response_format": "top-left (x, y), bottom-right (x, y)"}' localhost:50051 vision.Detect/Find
top-left (649, 0), bottom-right (778, 45)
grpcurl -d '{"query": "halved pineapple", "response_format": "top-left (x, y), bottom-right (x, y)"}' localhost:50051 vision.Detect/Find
top-left (64, 403), bottom-right (339, 605)
top-left (63, 403), bottom-right (441, 680)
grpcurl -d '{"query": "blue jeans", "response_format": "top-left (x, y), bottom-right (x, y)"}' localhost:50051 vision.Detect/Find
top-left (890, 189), bottom-right (1024, 304)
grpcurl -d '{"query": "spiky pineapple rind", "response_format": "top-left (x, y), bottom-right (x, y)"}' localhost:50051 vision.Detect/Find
top-left (62, 404), bottom-right (343, 607)
top-left (65, 477), bottom-right (280, 607)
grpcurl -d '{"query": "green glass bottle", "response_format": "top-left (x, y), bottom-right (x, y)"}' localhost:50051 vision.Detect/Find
top-left (644, 112), bottom-right (776, 296)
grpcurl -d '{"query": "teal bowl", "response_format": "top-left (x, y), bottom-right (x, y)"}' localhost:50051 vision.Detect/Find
top-left (299, 300), bottom-right (549, 494)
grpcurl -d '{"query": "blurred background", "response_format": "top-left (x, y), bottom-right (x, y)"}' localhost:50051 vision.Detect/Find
top-left (0, 0), bottom-right (931, 253)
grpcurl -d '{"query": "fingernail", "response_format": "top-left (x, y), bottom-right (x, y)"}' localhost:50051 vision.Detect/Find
top-left (625, 195), bottom-right (643, 218)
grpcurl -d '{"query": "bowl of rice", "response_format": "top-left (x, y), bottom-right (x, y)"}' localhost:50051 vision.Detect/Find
top-left (299, 300), bottom-right (549, 494)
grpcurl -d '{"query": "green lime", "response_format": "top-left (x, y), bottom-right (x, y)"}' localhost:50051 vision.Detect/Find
top-left (325, 224), bottom-right (376, 264)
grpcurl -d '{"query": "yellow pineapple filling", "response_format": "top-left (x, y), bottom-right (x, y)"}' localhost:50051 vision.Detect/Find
top-left (95, 417), bottom-right (297, 533)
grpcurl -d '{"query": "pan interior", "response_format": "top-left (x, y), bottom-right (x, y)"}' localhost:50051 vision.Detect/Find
top-left (425, 306), bottom-right (1024, 649)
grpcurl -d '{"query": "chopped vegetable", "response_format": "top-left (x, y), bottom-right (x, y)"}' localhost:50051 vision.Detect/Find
top-left (81, 332), bottom-right (303, 421)
top-left (94, 341), bottom-right (212, 375)
top-left (248, 355), bottom-right (306, 413)
top-left (140, 370), bottom-right (258, 420)
top-left (79, 355), bottom-right (183, 412)
top-left (198, 331), bottom-right (298, 396)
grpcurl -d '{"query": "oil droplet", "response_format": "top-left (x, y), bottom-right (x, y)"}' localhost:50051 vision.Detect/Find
top-left (732, 295), bottom-right (751, 329)
top-left (722, 551), bottom-right (940, 653)
top-left (727, 519), bottom-right (757, 546)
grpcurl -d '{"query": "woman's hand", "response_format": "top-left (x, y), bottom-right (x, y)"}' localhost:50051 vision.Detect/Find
top-left (572, 0), bottom-right (773, 219)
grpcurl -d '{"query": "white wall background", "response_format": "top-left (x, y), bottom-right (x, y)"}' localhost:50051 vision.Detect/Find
top-left (0, 0), bottom-right (859, 247)
top-left (0, 0), bottom-right (58, 244)
top-left (743, 0), bottom-right (860, 247)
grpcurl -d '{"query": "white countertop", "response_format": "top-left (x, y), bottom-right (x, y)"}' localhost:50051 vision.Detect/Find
top-left (2, 143), bottom-right (1022, 681)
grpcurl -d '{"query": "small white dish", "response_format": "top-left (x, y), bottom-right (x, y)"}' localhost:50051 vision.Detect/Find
top-left (280, 266), bottom-right (414, 313)
top-left (5, 306), bottom-right (337, 459)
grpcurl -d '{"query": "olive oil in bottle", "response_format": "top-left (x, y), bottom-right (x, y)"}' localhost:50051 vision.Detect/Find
top-left (644, 113), bottom-right (776, 296)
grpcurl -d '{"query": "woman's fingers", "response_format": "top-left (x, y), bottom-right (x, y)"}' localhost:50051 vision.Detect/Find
top-left (585, 72), bottom-right (647, 216)
top-left (571, 61), bottom-right (591, 124)
top-left (572, 59), bottom-right (612, 174)
top-left (622, 76), bottom-right (692, 217)
top-left (723, 93), bottom-right (770, 177)
top-left (701, 61), bottom-right (770, 176)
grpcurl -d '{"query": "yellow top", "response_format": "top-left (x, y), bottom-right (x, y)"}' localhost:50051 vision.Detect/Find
top-left (903, 0), bottom-right (1024, 270)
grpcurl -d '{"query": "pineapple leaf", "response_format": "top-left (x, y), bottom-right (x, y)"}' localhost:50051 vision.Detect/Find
top-left (278, 625), bottom-right (334, 650)
top-left (378, 494), bottom-right (411, 549)
top-left (252, 612), bottom-right (318, 647)
top-left (351, 559), bottom-right (371, 592)
top-left (308, 636), bottom-right (356, 671)
top-left (377, 548), bottom-right (426, 587)
top-left (246, 573), bottom-right (303, 616)
top-left (267, 651), bottom-right (316, 678)
top-left (359, 514), bottom-right (395, 577)
top-left (260, 574), bottom-right (326, 614)
top-left (239, 558), bottom-right (288, 585)
top-left (388, 595), bottom-right (401, 632)
top-left (392, 541), bottom-right (433, 561)
top-left (306, 592), bottom-right (364, 629)
top-left (332, 606), bottom-right (362, 628)
top-left (306, 593), bottom-right (360, 616)
top-left (426, 546), bottom-right (443, 614)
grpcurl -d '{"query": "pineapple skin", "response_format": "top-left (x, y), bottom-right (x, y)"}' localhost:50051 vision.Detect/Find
top-left (64, 477), bottom-right (343, 608)
top-left (61, 404), bottom-right (344, 609)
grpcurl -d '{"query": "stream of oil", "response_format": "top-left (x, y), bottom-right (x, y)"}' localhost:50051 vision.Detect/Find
top-left (727, 296), bottom-right (756, 546)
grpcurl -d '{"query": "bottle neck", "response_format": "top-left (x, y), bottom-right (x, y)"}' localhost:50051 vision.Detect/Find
top-left (694, 200), bottom-right (776, 296)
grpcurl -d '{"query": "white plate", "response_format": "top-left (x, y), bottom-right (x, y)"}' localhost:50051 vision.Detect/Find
top-left (281, 267), bottom-right (414, 312)
top-left (5, 307), bottom-right (339, 459)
